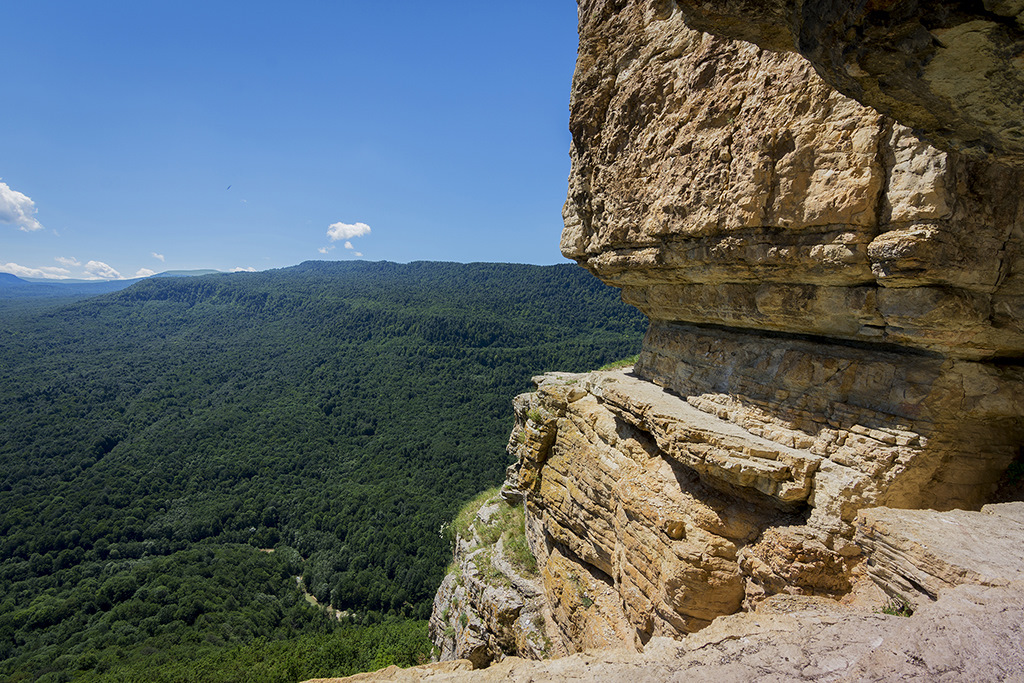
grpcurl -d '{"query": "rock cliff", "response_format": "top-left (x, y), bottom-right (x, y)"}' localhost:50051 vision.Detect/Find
top-left (427, 490), bottom-right (563, 667)
top-left (311, 507), bottom-right (1024, 682)
top-left (667, 0), bottom-right (1024, 163)
top-left (426, 0), bottom-right (1024, 674)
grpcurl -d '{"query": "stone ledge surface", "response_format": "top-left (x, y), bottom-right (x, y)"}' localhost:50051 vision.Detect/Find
top-left (314, 584), bottom-right (1024, 682)
top-left (856, 503), bottom-right (1024, 609)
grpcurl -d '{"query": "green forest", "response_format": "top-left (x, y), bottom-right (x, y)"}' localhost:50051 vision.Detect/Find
top-left (0, 261), bottom-right (646, 681)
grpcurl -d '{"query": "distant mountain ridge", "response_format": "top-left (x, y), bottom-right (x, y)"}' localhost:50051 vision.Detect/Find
top-left (0, 273), bottom-right (32, 287)
top-left (0, 268), bottom-right (232, 302)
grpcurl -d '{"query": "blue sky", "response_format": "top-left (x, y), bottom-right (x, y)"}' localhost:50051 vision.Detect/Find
top-left (0, 1), bottom-right (580, 279)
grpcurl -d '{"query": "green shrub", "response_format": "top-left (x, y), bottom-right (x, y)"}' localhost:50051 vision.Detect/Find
top-left (598, 354), bottom-right (639, 371)
top-left (880, 595), bottom-right (913, 617)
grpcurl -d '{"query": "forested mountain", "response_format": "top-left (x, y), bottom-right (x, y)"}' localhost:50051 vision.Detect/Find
top-left (0, 260), bottom-right (646, 681)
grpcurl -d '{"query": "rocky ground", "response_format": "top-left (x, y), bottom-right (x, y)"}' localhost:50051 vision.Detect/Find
top-left (306, 502), bottom-right (1024, 682)
top-left (308, 587), bottom-right (1023, 682)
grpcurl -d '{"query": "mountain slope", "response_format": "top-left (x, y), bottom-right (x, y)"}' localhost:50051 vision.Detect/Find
top-left (0, 260), bottom-right (646, 680)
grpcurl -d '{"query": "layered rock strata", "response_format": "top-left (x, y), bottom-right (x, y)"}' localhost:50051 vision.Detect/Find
top-left (428, 492), bottom-right (565, 668)
top-left (856, 502), bottom-right (1024, 610)
top-left (502, 368), bottom-right (898, 643)
top-left (502, 0), bottom-right (1024, 652)
top-left (666, 0), bottom-right (1024, 163)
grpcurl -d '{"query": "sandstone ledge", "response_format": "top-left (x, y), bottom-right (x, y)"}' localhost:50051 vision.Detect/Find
top-left (500, 365), bottom-right (1024, 644)
top-left (856, 504), bottom-right (1024, 610)
top-left (315, 583), bottom-right (1024, 682)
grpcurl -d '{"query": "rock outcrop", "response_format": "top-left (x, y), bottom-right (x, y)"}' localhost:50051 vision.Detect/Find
top-left (564, 1), bottom-right (1024, 361)
top-left (665, 0), bottom-right (1024, 163)
top-left (419, 0), bottom-right (1024, 673)
top-left (488, 0), bottom-right (1024, 649)
top-left (428, 491), bottom-right (564, 668)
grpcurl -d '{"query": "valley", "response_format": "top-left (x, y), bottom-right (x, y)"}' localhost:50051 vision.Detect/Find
top-left (0, 261), bottom-right (645, 681)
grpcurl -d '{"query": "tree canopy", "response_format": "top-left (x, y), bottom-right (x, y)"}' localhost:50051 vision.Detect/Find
top-left (0, 260), bottom-right (646, 681)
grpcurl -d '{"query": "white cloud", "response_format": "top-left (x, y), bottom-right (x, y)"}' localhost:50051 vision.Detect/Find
top-left (1, 262), bottom-right (70, 279)
top-left (55, 256), bottom-right (80, 267)
top-left (135, 268), bottom-right (156, 277)
top-left (231, 266), bottom-right (257, 272)
top-left (152, 252), bottom-right (165, 262)
top-left (354, 252), bottom-right (363, 257)
top-left (318, 245), bottom-right (334, 254)
top-left (83, 260), bottom-right (122, 280)
top-left (327, 221), bottom-right (371, 242)
top-left (0, 180), bottom-right (44, 232)
top-left (344, 241), bottom-right (354, 250)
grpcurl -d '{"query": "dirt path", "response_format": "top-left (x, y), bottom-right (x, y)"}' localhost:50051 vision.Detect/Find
top-left (295, 576), bottom-right (350, 621)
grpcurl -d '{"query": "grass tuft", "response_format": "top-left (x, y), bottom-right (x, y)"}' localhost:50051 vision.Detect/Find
top-left (597, 354), bottom-right (639, 371)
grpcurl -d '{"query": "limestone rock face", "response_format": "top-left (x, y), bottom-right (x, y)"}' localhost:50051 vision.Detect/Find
top-left (855, 502), bottom-right (1024, 610)
top-left (565, 0), bottom-right (1024, 359)
top-left (548, 2), bottom-right (1024, 643)
top-left (662, 0), bottom-right (1024, 163)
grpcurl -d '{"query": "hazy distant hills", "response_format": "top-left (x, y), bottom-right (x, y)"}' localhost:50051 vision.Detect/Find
top-left (0, 269), bottom-right (226, 301)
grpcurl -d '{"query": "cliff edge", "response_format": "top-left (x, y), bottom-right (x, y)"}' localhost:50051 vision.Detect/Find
top-left (499, 0), bottom-right (1024, 650)
top-left (333, 0), bottom-right (1024, 678)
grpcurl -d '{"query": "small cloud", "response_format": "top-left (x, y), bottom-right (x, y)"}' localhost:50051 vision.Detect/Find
top-left (327, 221), bottom-right (371, 242)
top-left (354, 252), bottom-right (363, 257)
top-left (231, 266), bottom-right (257, 272)
top-left (135, 268), bottom-right (156, 277)
top-left (318, 245), bottom-right (334, 254)
top-left (83, 260), bottom-right (122, 280)
top-left (0, 180), bottom-right (44, 232)
top-left (344, 241), bottom-right (354, 250)
top-left (55, 256), bottom-right (81, 267)
top-left (152, 252), bottom-right (165, 262)
top-left (1, 262), bottom-right (70, 279)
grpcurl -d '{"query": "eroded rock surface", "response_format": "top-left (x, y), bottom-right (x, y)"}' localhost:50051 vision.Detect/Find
top-left (664, 0), bottom-right (1024, 163)
top-left (565, 0), bottom-right (1024, 359)
top-left (504, 369), bottom-right (864, 642)
top-left (543, 0), bottom-right (1024, 644)
top-left (856, 502), bottom-right (1024, 609)
top-left (313, 584), bottom-right (1024, 682)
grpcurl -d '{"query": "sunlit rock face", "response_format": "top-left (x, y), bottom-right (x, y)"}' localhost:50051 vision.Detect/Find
top-left (665, 0), bottom-right (1024, 164)
top-left (504, 365), bottom-right (1021, 644)
top-left (500, 0), bottom-right (1024, 649)
top-left (564, 0), bottom-right (1024, 360)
